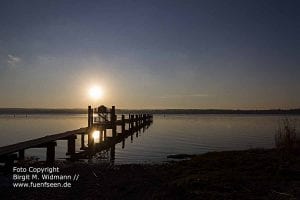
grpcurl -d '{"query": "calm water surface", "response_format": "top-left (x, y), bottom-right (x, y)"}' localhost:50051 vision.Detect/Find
top-left (0, 114), bottom-right (299, 164)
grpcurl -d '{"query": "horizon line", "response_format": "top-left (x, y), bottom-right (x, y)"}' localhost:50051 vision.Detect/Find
top-left (0, 107), bottom-right (300, 111)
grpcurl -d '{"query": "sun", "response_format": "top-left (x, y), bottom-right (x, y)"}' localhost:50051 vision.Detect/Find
top-left (88, 85), bottom-right (103, 100)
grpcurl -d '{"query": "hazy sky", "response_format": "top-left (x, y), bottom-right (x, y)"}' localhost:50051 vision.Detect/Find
top-left (0, 0), bottom-right (299, 109)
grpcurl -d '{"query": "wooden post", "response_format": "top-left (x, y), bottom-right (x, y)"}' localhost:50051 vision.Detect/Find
top-left (128, 114), bottom-right (131, 129)
top-left (88, 106), bottom-right (93, 127)
top-left (121, 115), bottom-right (125, 133)
top-left (67, 135), bottom-right (76, 155)
top-left (100, 130), bottom-right (104, 142)
top-left (81, 134), bottom-right (85, 149)
top-left (46, 142), bottom-right (56, 163)
top-left (138, 114), bottom-right (141, 126)
top-left (112, 125), bottom-right (117, 138)
top-left (128, 114), bottom-right (130, 129)
top-left (139, 114), bottom-right (142, 125)
top-left (130, 115), bottom-right (134, 131)
top-left (104, 129), bottom-right (107, 140)
top-left (111, 106), bottom-right (116, 138)
top-left (19, 149), bottom-right (25, 160)
top-left (122, 138), bottom-right (125, 149)
top-left (135, 114), bottom-right (138, 128)
top-left (110, 106), bottom-right (116, 122)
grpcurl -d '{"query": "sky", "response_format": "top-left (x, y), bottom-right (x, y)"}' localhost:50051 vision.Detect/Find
top-left (0, 0), bottom-right (299, 109)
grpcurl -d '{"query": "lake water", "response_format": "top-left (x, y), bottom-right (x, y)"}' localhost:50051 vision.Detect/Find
top-left (0, 114), bottom-right (299, 164)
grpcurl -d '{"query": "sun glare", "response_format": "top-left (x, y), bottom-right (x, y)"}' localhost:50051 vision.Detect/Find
top-left (92, 130), bottom-right (100, 141)
top-left (89, 85), bottom-right (103, 100)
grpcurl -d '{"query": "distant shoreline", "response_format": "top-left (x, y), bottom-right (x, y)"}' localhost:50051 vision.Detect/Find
top-left (0, 108), bottom-right (300, 115)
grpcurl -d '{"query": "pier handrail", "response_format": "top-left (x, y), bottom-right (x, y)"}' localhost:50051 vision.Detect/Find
top-left (0, 127), bottom-right (87, 157)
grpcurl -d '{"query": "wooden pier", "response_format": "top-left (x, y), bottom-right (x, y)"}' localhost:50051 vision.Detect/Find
top-left (0, 105), bottom-right (153, 166)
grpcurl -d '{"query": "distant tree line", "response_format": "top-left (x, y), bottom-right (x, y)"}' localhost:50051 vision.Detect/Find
top-left (1, 108), bottom-right (300, 115)
top-left (118, 109), bottom-right (300, 115)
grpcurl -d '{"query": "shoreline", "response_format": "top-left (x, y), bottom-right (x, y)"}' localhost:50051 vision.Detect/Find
top-left (1, 148), bottom-right (299, 199)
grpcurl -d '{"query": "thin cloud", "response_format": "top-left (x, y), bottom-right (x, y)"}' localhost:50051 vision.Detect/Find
top-left (159, 94), bottom-right (209, 99)
top-left (7, 54), bottom-right (21, 67)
